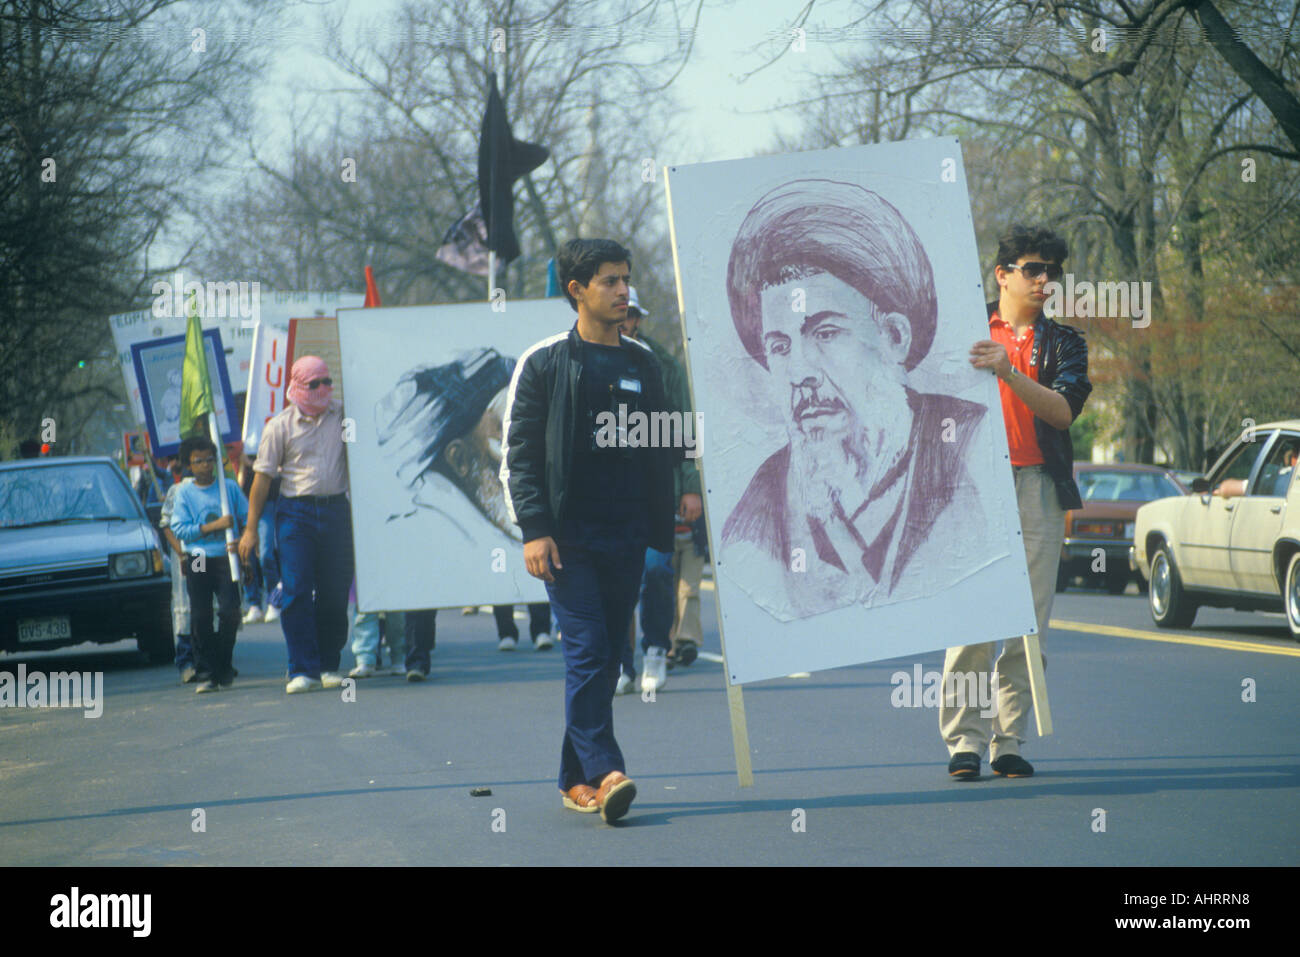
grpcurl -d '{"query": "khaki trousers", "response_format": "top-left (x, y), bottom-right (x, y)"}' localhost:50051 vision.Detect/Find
top-left (939, 466), bottom-right (1064, 758)
top-left (671, 532), bottom-right (706, 649)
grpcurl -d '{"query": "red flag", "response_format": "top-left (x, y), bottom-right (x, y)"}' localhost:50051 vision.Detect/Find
top-left (364, 265), bottom-right (382, 308)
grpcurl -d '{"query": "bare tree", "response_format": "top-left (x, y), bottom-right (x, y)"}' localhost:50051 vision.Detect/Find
top-left (0, 0), bottom-right (284, 453)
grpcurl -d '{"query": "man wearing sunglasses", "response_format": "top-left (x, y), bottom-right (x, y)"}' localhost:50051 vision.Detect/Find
top-left (942, 224), bottom-right (1092, 781)
top-left (240, 355), bottom-right (355, 695)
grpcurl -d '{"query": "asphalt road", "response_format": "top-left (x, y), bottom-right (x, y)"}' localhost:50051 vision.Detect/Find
top-left (1, 579), bottom-right (1297, 867)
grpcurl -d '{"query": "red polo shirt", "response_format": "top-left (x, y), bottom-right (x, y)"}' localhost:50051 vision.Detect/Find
top-left (989, 312), bottom-right (1044, 466)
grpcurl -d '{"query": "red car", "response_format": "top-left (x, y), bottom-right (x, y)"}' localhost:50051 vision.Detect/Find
top-left (1058, 463), bottom-right (1189, 594)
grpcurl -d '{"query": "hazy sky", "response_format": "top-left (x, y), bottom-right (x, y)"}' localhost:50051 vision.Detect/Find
top-left (255, 0), bottom-right (844, 166)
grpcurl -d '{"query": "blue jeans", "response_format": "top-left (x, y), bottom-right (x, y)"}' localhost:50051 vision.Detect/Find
top-left (620, 547), bottom-right (673, 676)
top-left (403, 609), bottom-right (437, 675)
top-left (275, 496), bottom-right (354, 678)
top-left (242, 501), bottom-right (280, 607)
top-left (547, 543), bottom-right (645, 791)
top-left (351, 610), bottom-right (407, 667)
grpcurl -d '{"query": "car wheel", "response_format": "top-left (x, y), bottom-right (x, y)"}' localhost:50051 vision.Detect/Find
top-left (1149, 543), bottom-right (1197, 629)
top-left (1105, 567), bottom-right (1130, 595)
top-left (138, 604), bottom-right (175, 666)
top-left (1285, 551), bottom-right (1300, 643)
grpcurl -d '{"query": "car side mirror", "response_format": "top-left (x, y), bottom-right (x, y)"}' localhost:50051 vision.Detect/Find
top-left (1190, 477), bottom-right (1210, 494)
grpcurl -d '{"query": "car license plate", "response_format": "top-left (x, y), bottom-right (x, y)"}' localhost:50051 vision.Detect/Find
top-left (17, 616), bottom-right (72, 642)
top-left (1124, 522), bottom-right (1135, 539)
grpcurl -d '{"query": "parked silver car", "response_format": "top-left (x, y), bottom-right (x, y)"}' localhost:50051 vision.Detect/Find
top-left (1132, 422), bottom-right (1300, 639)
top-left (0, 456), bottom-right (174, 663)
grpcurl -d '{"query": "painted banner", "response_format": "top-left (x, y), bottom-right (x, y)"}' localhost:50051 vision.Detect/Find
top-left (337, 298), bottom-right (572, 612)
top-left (130, 328), bottom-right (238, 457)
top-left (665, 138), bottom-right (1038, 684)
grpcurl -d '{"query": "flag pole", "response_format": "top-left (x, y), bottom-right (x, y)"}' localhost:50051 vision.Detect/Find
top-left (209, 411), bottom-right (241, 585)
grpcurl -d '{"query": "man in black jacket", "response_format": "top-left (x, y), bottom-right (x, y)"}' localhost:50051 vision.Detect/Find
top-left (499, 238), bottom-right (678, 823)
top-left (942, 224), bottom-right (1092, 781)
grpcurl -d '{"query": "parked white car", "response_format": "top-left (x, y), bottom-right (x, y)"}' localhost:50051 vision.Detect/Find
top-left (1132, 421), bottom-right (1300, 639)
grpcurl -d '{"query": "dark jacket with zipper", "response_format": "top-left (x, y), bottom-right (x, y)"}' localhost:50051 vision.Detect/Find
top-left (500, 324), bottom-right (680, 553)
top-left (988, 300), bottom-right (1092, 510)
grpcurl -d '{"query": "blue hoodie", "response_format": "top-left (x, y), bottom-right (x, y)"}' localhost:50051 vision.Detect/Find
top-left (170, 477), bottom-right (250, 559)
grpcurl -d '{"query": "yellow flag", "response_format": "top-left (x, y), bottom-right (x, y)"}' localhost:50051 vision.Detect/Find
top-left (179, 291), bottom-right (214, 438)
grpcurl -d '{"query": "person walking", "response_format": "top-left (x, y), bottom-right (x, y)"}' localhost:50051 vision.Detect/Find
top-left (500, 239), bottom-right (681, 823)
top-left (239, 356), bottom-right (354, 694)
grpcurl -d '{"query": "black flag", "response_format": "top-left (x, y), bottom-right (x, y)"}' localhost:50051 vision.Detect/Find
top-left (477, 73), bottom-right (549, 265)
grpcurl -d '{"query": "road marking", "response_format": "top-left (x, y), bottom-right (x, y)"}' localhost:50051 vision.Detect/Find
top-left (1051, 619), bottom-right (1300, 658)
top-left (701, 579), bottom-right (715, 591)
top-left (697, 651), bottom-right (725, 663)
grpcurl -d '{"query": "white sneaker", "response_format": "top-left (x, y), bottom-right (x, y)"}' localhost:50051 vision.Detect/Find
top-left (320, 671), bottom-right (344, 689)
top-left (242, 606), bottom-right (263, 624)
top-left (533, 632), bottom-right (553, 651)
top-left (615, 672), bottom-right (635, 696)
top-left (498, 636), bottom-right (518, 651)
top-left (263, 604), bottom-right (280, 623)
top-left (641, 647), bottom-right (668, 693)
top-left (386, 659), bottom-right (407, 675)
top-left (285, 675), bottom-right (322, 694)
top-left (348, 661), bottom-right (375, 679)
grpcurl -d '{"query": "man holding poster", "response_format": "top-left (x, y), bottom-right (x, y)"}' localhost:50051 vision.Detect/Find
top-left (500, 239), bottom-right (680, 823)
top-left (942, 225), bottom-right (1091, 780)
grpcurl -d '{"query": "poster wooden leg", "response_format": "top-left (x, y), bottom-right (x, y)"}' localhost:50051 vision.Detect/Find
top-left (1023, 633), bottom-right (1052, 736)
top-left (726, 681), bottom-right (754, 788)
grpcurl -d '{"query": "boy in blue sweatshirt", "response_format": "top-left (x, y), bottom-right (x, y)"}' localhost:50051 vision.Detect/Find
top-left (170, 436), bottom-right (250, 693)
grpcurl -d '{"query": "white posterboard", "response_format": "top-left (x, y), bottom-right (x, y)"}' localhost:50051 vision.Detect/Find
top-left (241, 322), bottom-right (290, 455)
top-left (338, 298), bottom-right (574, 612)
top-left (109, 290), bottom-right (363, 425)
top-left (665, 138), bottom-right (1038, 685)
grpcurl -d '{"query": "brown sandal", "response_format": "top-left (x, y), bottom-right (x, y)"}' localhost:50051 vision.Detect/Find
top-left (561, 784), bottom-right (600, 813)
top-left (595, 771), bottom-right (637, 823)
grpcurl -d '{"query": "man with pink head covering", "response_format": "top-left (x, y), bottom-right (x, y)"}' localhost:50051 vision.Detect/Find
top-left (239, 355), bottom-right (354, 693)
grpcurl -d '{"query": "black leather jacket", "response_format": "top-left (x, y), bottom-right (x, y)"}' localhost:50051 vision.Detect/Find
top-left (499, 324), bottom-right (680, 552)
top-left (987, 301), bottom-right (1092, 510)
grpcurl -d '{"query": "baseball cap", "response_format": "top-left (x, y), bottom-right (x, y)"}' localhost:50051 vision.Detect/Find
top-left (626, 286), bottom-right (649, 319)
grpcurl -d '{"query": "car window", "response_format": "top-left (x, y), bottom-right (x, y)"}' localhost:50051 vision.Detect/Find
top-left (1210, 436), bottom-right (1270, 489)
top-left (1252, 434), bottom-right (1300, 498)
top-left (1078, 470), bottom-right (1183, 502)
top-left (0, 464), bottom-right (139, 528)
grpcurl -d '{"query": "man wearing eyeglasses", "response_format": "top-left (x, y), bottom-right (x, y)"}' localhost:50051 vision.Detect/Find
top-left (942, 224), bottom-right (1092, 781)
top-left (239, 355), bottom-right (355, 695)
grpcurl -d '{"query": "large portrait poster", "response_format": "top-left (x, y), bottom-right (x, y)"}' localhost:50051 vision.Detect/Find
top-left (130, 328), bottom-right (239, 457)
top-left (665, 138), bottom-right (1038, 684)
top-left (338, 298), bottom-right (573, 612)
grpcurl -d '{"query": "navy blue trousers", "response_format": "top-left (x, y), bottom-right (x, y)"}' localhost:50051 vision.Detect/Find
top-left (546, 544), bottom-right (645, 791)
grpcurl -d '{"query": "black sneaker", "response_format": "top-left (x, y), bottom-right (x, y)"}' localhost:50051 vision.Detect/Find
top-left (195, 680), bottom-right (220, 694)
top-left (948, 751), bottom-right (981, 780)
top-left (670, 642), bottom-right (699, 668)
top-left (991, 754), bottom-right (1034, 778)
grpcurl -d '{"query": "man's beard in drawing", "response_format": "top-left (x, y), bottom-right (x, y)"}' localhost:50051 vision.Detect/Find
top-left (786, 382), bottom-right (913, 526)
top-left (461, 443), bottom-right (520, 541)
